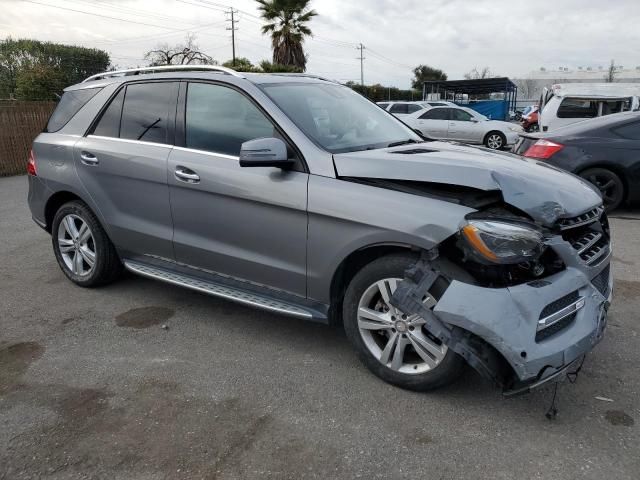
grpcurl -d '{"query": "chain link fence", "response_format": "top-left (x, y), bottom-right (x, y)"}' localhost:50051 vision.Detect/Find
top-left (0, 100), bottom-right (55, 176)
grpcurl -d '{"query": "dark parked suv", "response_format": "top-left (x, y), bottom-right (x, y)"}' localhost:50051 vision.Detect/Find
top-left (28, 66), bottom-right (612, 394)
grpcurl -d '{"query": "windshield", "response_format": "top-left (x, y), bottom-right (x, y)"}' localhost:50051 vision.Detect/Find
top-left (260, 82), bottom-right (422, 153)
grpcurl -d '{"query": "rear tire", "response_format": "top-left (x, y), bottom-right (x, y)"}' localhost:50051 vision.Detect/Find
top-left (484, 131), bottom-right (506, 150)
top-left (579, 167), bottom-right (625, 212)
top-left (51, 201), bottom-right (123, 287)
top-left (342, 253), bottom-right (465, 391)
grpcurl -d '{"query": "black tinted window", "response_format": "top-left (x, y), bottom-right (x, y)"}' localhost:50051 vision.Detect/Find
top-left (46, 87), bottom-right (101, 132)
top-left (92, 88), bottom-right (124, 138)
top-left (420, 108), bottom-right (449, 120)
top-left (451, 109), bottom-right (473, 121)
top-left (389, 104), bottom-right (408, 114)
top-left (612, 121), bottom-right (640, 140)
top-left (557, 98), bottom-right (597, 119)
top-left (407, 104), bottom-right (422, 113)
top-left (120, 82), bottom-right (177, 144)
top-left (185, 83), bottom-right (274, 156)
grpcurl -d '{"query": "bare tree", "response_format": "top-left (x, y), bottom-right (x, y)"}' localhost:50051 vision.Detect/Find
top-left (604, 59), bottom-right (617, 83)
top-left (464, 66), bottom-right (494, 80)
top-left (144, 34), bottom-right (214, 66)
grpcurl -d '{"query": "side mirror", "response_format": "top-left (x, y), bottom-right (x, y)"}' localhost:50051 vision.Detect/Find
top-left (239, 137), bottom-right (293, 168)
top-left (470, 118), bottom-right (479, 123)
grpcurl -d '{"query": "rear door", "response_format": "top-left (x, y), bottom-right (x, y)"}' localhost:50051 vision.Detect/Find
top-left (414, 107), bottom-right (450, 138)
top-left (167, 81), bottom-right (309, 296)
top-left (75, 81), bottom-right (178, 260)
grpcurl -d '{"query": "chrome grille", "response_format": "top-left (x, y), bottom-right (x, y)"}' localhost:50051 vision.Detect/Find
top-left (557, 207), bottom-right (603, 230)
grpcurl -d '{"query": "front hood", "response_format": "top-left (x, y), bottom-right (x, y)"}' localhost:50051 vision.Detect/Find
top-left (333, 141), bottom-right (602, 226)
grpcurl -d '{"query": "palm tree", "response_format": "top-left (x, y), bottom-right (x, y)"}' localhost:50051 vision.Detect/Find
top-left (256, 0), bottom-right (317, 71)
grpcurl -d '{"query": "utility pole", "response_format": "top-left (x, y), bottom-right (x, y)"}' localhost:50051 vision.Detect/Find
top-left (226, 8), bottom-right (239, 66)
top-left (356, 43), bottom-right (365, 86)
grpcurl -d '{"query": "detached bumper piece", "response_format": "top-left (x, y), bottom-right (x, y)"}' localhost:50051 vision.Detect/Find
top-left (390, 254), bottom-right (511, 387)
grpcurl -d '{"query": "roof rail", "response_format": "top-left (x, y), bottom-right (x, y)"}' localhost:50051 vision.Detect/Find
top-left (82, 65), bottom-right (244, 83)
top-left (268, 72), bottom-right (332, 82)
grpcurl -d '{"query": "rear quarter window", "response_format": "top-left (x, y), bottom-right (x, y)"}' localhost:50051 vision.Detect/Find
top-left (46, 87), bottom-right (102, 133)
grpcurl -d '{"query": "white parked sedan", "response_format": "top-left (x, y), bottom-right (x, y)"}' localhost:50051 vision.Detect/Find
top-left (404, 106), bottom-right (522, 149)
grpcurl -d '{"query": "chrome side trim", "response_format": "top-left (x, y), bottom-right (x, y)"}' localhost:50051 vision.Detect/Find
top-left (172, 146), bottom-right (239, 160)
top-left (87, 135), bottom-right (173, 149)
top-left (83, 65), bottom-right (244, 83)
top-left (124, 261), bottom-right (312, 319)
top-left (537, 297), bottom-right (585, 330)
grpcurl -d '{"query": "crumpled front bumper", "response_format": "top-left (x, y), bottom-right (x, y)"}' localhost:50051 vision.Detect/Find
top-left (433, 262), bottom-right (612, 388)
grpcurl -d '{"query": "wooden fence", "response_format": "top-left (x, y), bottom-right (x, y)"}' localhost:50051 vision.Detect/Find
top-left (0, 101), bottom-right (56, 176)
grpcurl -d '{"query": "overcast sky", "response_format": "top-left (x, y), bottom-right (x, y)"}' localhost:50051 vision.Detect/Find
top-left (2, 0), bottom-right (640, 88)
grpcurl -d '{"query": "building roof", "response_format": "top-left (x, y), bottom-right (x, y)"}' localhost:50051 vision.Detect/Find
top-left (423, 77), bottom-right (517, 95)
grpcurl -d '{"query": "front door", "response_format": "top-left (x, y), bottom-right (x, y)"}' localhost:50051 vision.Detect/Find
top-left (168, 82), bottom-right (309, 296)
top-left (75, 81), bottom-right (178, 260)
top-left (447, 108), bottom-right (483, 143)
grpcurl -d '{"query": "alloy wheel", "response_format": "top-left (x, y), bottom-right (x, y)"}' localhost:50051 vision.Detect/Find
top-left (57, 214), bottom-right (96, 276)
top-left (357, 278), bottom-right (447, 374)
top-left (486, 134), bottom-right (504, 149)
top-left (586, 172), bottom-right (620, 207)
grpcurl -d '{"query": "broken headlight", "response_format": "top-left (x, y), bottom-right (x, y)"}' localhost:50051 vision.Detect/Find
top-left (460, 220), bottom-right (544, 264)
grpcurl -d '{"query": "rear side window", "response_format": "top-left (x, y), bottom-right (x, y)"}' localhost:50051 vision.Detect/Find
top-left (185, 82), bottom-right (275, 156)
top-left (612, 121), bottom-right (640, 140)
top-left (93, 88), bottom-right (124, 138)
top-left (46, 87), bottom-right (101, 133)
top-left (451, 109), bottom-right (473, 121)
top-left (557, 98), bottom-right (598, 119)
top-left (420, 108), bottom-right (450, 120)
top-left (120, 83), bottom-right (177, 143)
top-left (389, 103), bottom-right (409, 114)
top-left (407, 104), bottom-right (422, 113)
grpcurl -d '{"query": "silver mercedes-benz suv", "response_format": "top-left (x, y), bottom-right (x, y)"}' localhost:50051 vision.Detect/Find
top-left (27, 65), bottom-right (612, 394)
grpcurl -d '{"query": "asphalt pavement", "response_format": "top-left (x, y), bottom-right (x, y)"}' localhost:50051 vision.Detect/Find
top-left (1, 174), bottom-right (639, 479)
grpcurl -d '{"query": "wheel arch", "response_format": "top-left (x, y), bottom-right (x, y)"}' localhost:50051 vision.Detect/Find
top-left (328, 242), bottom-right (423, 325)
top-left (44, 191), bottom-right (84, 233)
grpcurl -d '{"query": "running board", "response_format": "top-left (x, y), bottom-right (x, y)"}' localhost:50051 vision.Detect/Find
top-left (124, 260), bottom-right (326, 321)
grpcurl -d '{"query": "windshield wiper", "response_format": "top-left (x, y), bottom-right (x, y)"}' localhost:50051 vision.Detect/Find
top-left (387, 139), bottom-right (420, 148)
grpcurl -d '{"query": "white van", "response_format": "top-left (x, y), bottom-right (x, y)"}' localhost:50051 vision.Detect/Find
top-left (538, 83), bottom-right (640, 131)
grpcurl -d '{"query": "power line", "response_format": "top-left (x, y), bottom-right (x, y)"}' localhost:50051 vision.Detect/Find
top-left (21, 0), bottom-right (195, 31)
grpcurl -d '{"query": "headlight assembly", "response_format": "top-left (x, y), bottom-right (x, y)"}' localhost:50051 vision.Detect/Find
top-left (460, 220), bottom-right (544, 264)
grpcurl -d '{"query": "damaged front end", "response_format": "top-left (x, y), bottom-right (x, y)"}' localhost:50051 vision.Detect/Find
top-left (334, 142), bottom-right (612, 394)
top-left (390, 206), bottom-right (612, 395)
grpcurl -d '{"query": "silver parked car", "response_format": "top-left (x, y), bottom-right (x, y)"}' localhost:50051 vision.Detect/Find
top-left (405, 105), bottom-right (523, 149)
top-left (28, 66), bottom-right (612, 394)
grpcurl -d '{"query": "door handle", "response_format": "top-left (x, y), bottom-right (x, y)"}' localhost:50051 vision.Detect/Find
top-left (175, 166), bottom-right (200, 183)
top-left (80, 151), bottom-right (99, 165)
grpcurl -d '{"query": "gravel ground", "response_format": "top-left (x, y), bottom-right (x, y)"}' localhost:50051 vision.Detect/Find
top-left (1, 174), bottom-right (639, 480)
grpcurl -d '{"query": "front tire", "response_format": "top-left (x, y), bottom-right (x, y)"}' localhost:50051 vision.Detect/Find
top-left (484, 131), bottom-right (506, 150)
top-left (52, 201), bottom-right (123, 287)
top-left (342, 253), bottom-right (465, 391)
top-left (580, 167), bottom-right (625, 212)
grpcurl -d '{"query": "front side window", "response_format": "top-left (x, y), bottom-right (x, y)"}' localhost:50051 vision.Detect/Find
top-left (451, 109), bottom-right (474, 121)
top-left (557, 98), bottom-right (598, 119)
top-left (119, 82), bottom-right (177, 143)
top-left (407, 104), bottom-right (423, 113)
top-left (47, 87), bottom-right (101, 133)
top-left (185, 83), bottom-right (275, 156)
top-left (261, 83), bottom-right (421, 153)
top-left (420, 108), bottom-right (450, 120)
